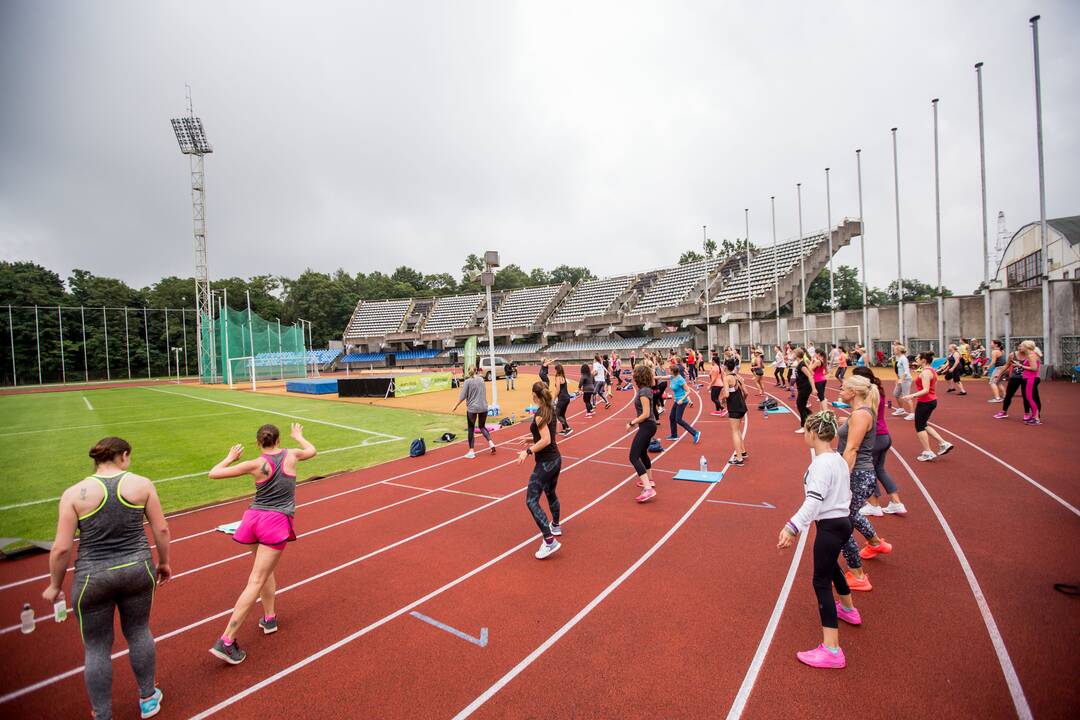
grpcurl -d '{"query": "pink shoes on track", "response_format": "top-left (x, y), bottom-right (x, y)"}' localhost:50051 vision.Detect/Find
top-left (796, 644), bottom-right (846, 669)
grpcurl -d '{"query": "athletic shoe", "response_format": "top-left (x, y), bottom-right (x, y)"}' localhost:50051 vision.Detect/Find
top-left (796, 644), bottom-right (846, 669)
top-left (1025, 418), bottom-right (1042, 425)
top-left (489, 442), bottom-right (496, 455)
top-left (795, 428), bottom-right (806, 434)
top-left (938, 442), bottom-right (954, 456)
top-left (903, 413), bottom-right (915, 421)
top-left (710, 410), bottom-right (724, 416)
top-left (730, 457), bottom-right (744, 466)
top-left (835, 602), bottom-right (862, 626)
top-left (992, 411), bottom-right (1008, 419)
top-left (986, 398), bottom-right (999, 403)
top-left (210, 638), bottom-right (246, 665)
top-left (549, 524), bottom-right (562, 536)
top-left (140, 688), bottom-right (163, 719)
top-left (859, 539), bottom-right (893, 559)
top-left (844, 571), bottom-right (872, 592)
top-left (958, 391), bottom-right (968, 396)
top-left (858, 503), bottom-right (883, 517)
top-left (891, 408), bottom-right (906, 416)
top-left (916, 451), bottom-right (936, 462)
top-left (693, 431), bottom-right (702, 444)
top-left (535, 538), bottom-right (561, 559)
top-left (946, 388), bottom-right (955, 393)
top-left (883, 501), bottom-right (908, 515)
top-left (664, 435), bottom-right (679, 441)
top-left (464, 450), bottom-right (476, 459)
top-left (259, 615), bottom-right (278, 635)
top-left (1023, 413), bottom-right (1031, 422)
top-left (635, 488), bottom-right (657, 503)
top-left (560, 428), bottom-right (573, 437)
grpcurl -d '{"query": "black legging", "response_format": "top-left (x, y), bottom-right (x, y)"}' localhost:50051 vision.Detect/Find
top-left (815, 380), bottom-right (827, 402)
top-left (796, 384), bottom-right (812, 426)
top-left (466, 411), bottom-right (490, 449)
top-left (1001, 377), bottom-right (1029, 414)
top-left (582, 391), bottom-right (594, 413)
top-left (555, 397), bottom-right (571, 431)
top-left (653, 381), bottom-right (668, 413)
top-left (774, 367), bottom-right (784, 385)
top-left (812, 516), bottom-right (853, 629)
top-left (525, 457), bottom-right (561, 538)
top-left (629, 420), bottom-right (656, 476)
top-left (710, 386), bottom-right (722, 412)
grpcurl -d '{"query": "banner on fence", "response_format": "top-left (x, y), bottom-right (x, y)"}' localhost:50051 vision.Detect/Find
top-left (394, 372), bottom-right (454, 397)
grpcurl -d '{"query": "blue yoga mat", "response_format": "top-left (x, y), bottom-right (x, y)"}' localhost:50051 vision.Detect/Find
top-left (765, 406), bottom-right (791, 414)
top-left (831, 401), bottom-right (851, 409)
top-left (216, 521), bottom-right (241, 535)
top-left (673, 469), bottom-right (725, 483)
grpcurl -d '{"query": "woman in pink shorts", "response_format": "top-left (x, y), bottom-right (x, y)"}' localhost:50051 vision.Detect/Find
top-left (207, 423), bottom-right (316, 665)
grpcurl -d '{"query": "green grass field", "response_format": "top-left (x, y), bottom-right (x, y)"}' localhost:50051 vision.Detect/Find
top-left (0, 385), bottom-right (460, 543)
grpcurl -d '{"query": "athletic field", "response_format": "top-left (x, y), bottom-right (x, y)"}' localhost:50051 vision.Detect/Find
top-left (0, 383), bottom-right (458, 545)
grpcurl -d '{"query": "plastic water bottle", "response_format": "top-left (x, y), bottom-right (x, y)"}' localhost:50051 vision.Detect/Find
top-left (699, 455), bottom-right (708, 473)
top-left (20, 603), bottom-right (35, 634)
top-left (887, 399), bottom-right (893, 409)
top-left (53, 592), bottom-right (67, 623)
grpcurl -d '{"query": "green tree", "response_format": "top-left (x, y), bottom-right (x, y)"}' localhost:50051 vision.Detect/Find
top-left (679, 250), bottom-right (704, 265)
top-left (391, 265), bottom-right (425, 292)
top-left (804, 265), bottom-right (867, 313)
top-left (704, 238), bottom-right (717, 258)
top-left (881, 278), bottom-right (952, 303)
top-left (423, 273), bottom-right (458, 294)
top-left (549, 265), bottom-right (596, 286)
top-left (461, 254), bottom-right (485, 285)
top-left (0, 262), bottom-right (68, 384)
top-left (494, 264), bottom-right (530, 291)
top-left (528, 267), bottom-right (552, 285)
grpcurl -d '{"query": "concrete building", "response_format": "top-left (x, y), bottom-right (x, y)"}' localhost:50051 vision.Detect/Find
top-left (993, 215), bottom-right (1080, 288)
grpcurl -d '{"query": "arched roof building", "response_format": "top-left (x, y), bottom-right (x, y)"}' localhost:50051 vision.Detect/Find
top-left (993, 215), bottom-right (1080, 288)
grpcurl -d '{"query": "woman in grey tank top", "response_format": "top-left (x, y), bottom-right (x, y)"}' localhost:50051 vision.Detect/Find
top-left (833, 375), bottom-right (892, 591)
top-left (207, 423), bottom-right (316, 666)
top-left (44, 436), bottom-right (171, 720)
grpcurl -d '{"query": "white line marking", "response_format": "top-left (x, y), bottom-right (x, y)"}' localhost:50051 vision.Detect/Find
top-left (587, 457), bottom-right (675, 474)
top-left (81, 395), bottom-right (93, 411)
top-left (144, 387), bottom-right (404, 440)
top-left (409, 611), bottom-right (488, 647)
top-left (706, 499), bottom-right (775, 509)
top-left (0, 409), bottom-right (249, 438)
top-left (384, 481), bottom-right (501, 501)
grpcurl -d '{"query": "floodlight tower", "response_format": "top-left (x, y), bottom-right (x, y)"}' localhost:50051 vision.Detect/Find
top-left (171, 86), bottom-right (214, 382)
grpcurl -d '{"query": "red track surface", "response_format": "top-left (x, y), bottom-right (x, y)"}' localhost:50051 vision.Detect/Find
top-left (1, 376), bottom-right (1077, 719)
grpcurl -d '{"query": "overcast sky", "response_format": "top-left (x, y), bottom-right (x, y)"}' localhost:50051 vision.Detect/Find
top-left (1, 0), bottom-right (1077, 297)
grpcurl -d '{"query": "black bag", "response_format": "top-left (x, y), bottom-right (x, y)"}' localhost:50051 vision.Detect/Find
top-left (409, 438), bottom-right (426, 457)
top-left (648, 439), bottom-right (663, 453)
top-left (435, 432), bottom-right (456, 443)
top-left (757, 397), bottom-right (779, 411)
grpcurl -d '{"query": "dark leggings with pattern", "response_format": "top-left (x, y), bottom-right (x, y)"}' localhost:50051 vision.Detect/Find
top-left (466, 411), bottom-right (490, 449)
top-left (841, 468), bottom-right (878, 570)
top-left (525, 457), bottom-right (561, 538)
top-left (813, 516), bottom-right (853, 629)
top-left (1001, 377), bottom-right (1029, 414)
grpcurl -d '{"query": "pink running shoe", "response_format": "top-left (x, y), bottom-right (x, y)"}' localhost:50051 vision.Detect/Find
top-left (1023, 413), bottom-right (1031, 421)
top-left (796, 644), bottom-right (846, 669)
top-left (635, 488), bottom-right (656, 503)
top-left (835, 602), bottom-right (862, 626)
top-left (992, 411), bottom-right (1007, 419)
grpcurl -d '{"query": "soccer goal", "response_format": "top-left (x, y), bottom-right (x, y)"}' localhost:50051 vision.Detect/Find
top-left (227, 356), bottom-right (257, 392)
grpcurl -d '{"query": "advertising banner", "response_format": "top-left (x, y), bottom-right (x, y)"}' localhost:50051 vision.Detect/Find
top-left (394, 372), bottom-right (454, 397)
top-left (463, 335), bottom-right (478, 376)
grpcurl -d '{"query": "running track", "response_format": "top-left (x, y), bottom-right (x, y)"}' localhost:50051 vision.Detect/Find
top-left (1, 376), bottom-right (1077, 718)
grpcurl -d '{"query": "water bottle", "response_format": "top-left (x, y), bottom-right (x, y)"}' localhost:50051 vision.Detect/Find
top-left (53, 592), bottom-right (67, 623)
top-left (887, 399), bottom-right (893, 409)
top-left (699, 455), bottom-right (708, 473)
top-left (20, 603), bottom-right (34, 634)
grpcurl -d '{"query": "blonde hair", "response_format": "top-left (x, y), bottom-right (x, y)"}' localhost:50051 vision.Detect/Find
top-left (804, 410), bottom-right (839, 440)
top-left (842, 374), bottom-right (879, 416)
top-left (1019, 340), bottom-right (1042, 358)
top-left (894, 343), bottom-right (907, 354)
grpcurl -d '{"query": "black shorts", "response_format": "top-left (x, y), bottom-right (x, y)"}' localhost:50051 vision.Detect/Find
top-left (914, 400), bottom-right (937, 432)
top-left (752, 368), bottom-right (764, 376)
top-left (728, 409), bottom-right (747, 420)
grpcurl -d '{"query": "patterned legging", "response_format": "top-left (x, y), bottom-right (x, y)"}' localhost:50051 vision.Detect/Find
top-left (841, 468), bottom-right (878, 570)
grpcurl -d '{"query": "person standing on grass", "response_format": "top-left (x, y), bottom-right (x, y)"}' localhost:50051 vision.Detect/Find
top-left (664, 364), bottom-right (701, 443)
top-left (452, 367), bottom-right (496, 458)
top-left (778, 410), bottom-right (859, 669)
top-left (852, 367), bottom-right (907, 517)
top-left (552, 363), bottom-right (574, 436)
top-left (627, 363), bottom-right (659, 503)
top-left (45, 437), bottom-right (171, 720)
top-left (902, 352), bottom-right (954, 462)
top-left (579, 363), bottom-right (595, 417)
top-left (208, 423), bottom-right (315, 665)
top-left (832, 375), bottom-right (890, 592)
top-left (1019, 340), bottom-right (1043, 425)
top-left (708, 357), bottom-right (727, 416)
top-left (794, 348), bottom-right (814, 432)
top-left (518, 382), bottom-right (563, 559)
top-left (723, 358), bottom-right (749, 465)
top-left (891, 344), bottom-right (915, 421)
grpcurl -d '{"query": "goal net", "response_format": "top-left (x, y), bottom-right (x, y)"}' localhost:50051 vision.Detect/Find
top-left (199, 306), bottom-right (308, 384)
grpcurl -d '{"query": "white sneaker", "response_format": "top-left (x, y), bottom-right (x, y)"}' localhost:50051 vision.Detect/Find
top-left (986, 398), bottom-right (998, 403)
top-left (465, 450), bottom-right (476, 459)
top-left (938, 442), bottom-right (954, 456)
top-left (883, 502), bottom-right (908, 515)
top-left (916, 451), bottom-right (936, 462)
top-left (903, 413), bottom-right (915, 421)
top-left (859, 503), bottom-right (884, 517)
top-left (795, 428), bottom-right (806, 434)
top-left (549, 524), bottom-right (562, 536)
top-left (535, 538), bottom-right (561, 559)
top-left (891, 408), bottom-right (906, 416)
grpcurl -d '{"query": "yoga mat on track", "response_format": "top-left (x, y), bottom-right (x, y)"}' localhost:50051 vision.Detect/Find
top-left (216, 521), bottom-right (241, 535)
top-left (765, 406), bottom-right (791, 414)
top-left (673, 469), bottom-right (725, 483)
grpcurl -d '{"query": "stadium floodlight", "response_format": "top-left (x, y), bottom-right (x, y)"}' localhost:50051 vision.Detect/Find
top-left (482, 252), bottom-right (500, 416)
top-left (170, 117), bottom-right (214, 155)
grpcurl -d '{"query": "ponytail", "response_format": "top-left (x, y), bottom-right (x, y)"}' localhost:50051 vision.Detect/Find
top-left (532, 381), bottom-right (554, 427)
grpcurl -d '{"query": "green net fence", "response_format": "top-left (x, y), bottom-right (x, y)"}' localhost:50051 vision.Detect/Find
top-left (199, 306), bottom-right (307, 384)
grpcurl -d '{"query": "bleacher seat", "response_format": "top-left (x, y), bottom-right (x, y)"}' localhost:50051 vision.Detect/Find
top-left (549, 276), bottom-right (633, 324)
top-left (544, 337), bottom-right (648, 353)
top-left (344, 299), bottom-right (411, 339)
top-left (422, 293), bottom-right (484, 334)
top-left (493, 285), bottom-right (562, 329)
top-left (714, 233), bottom-right (827, 303)
top-left (341, 349), bottom-right (441, 363)
top-left (630, 260), bottom-right (721, 315)
top-left (644, 335), bottom-right (691, 350)
top-left (253, 349), bottom-right (341, 367)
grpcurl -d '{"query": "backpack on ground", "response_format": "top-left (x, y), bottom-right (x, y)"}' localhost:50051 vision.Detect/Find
top-left (757, 397), bottom-right (779, 410)
top-left (648, 439), bottom-right (663, 453)
top-left (409, 438), bottom-right (426, 457)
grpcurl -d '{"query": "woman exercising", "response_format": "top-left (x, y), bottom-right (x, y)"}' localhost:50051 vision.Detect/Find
top-left (553, 363), bottom-right (574, 436)
top-left (627, 363), bottom-right (658, 502)
top-left (723, 358), bottom-right (748, 465)
top-left (902, 352), bottom-right (954, 462)
top-left (518, 382), bottom-right (563, 559)
top-left (452, 366), bottom-right (496, 458)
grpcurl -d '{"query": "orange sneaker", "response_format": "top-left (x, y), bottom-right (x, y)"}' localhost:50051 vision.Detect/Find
top-left (858, 539), bottom-right (893, 560)
top-left (845, 571), bottom-right (872, 592)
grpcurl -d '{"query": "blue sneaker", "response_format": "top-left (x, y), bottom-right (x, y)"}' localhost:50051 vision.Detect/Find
top-left (140, 688), bottom-right (163, 719)
top-left (693, 431), bottom-right (702, 444)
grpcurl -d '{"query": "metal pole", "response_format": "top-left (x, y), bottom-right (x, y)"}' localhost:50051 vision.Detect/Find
top-left (976, 62), bottom-right (992, 344)
top-left (771, 196), bottom-right (780, 345)
top-left (223, 288), bottom-right (232, 386)
top-left (124, 307), bottom-right (131, 380)
top-left (892, 128), bottom-right (905, 346)
top-left (703, 225), bottom-right (711, 356)
top-left (744, 208), bottom-right (752, 349)
top-left (80, 306), bottom-right (88, 382)
top-left (932, 98), bottom-right (944, 354)
top-left (1031, 15), bottom-right (1051, 365)
top-left (856, 149), bottom-right (868, 350)
top-left (34, 305), bottom-right (41, 384)
top-left (164, 309), bottom-right (170, 380)
top-left (797, 183), bottom-right (806, 320)
top-left (825, 168), bottom-right (836, 347)
top-left (7, 305), bottom-right (15, 386)
top-left (58, 306), bottom-right (66, 384)
top-left (143, 307), bottom-right (151, 379)
top-left (484, 277), bottom-right (499, 413)
top-left (276, 317), bottom-right (283, 380)
top-left (246, 290), bottom-right (256, 389)
top-left (103, 307), bottom-right (111, 381)
top-left (182, 308), bottom-right (189, 377)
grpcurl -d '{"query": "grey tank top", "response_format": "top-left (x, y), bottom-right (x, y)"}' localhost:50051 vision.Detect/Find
top-left (74, 472), bottom-right (151, 573)
top-left (250, 450), bottom-right (297, 516)
top-left (837, 406), bottom-right (877, 472)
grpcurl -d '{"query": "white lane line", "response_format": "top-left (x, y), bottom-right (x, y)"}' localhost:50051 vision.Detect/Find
top-left (0, 409), bottom-right (249, 439)
top-left (143, 387), bottom-right (404, 440)
top-left (81, 396), bottom-right (93, 411)
top-left (188, 392), bottom-right (705, 719)
top-left (384, 481), bottom-right (501, 501)
top-left (0, 405), bottom-right (633, 700)
top-left (889, 448), bottom-right (1033, 720)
